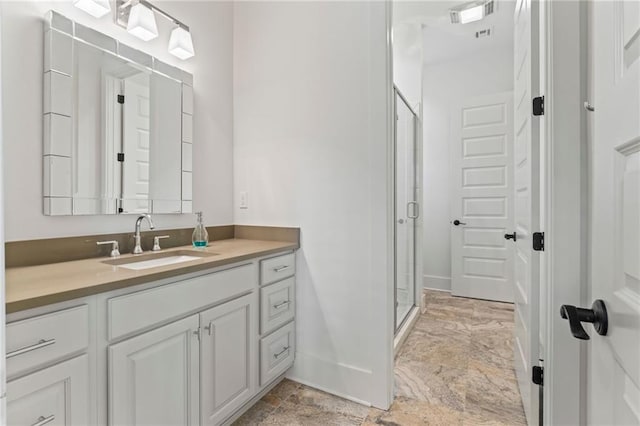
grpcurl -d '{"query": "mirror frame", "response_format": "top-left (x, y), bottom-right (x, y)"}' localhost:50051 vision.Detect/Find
top-left (43, 11), bottom-right (194, 216)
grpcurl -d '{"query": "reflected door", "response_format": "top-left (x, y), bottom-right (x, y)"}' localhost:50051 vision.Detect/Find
top-left (121, 76), bottom-right (151, 213)
top-left (395, 90), bottom-right (418, 331)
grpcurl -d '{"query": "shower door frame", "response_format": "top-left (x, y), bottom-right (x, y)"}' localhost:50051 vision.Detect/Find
top-left (393, 86), bottom-right (421, 334)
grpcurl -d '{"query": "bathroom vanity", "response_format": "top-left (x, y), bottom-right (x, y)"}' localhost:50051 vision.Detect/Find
top-left (5, 238), bottom-right (298, 425)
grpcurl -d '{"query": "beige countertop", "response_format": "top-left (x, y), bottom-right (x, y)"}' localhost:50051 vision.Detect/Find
top-left (6, 238), bottom-right (298, 314)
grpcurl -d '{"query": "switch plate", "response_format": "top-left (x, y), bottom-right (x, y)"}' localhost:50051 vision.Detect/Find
top-left (239, 191), bottom-right (248, 209)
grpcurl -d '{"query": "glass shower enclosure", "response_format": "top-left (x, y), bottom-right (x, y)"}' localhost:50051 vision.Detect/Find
top-left (394, 88), bottom-right (418, 332)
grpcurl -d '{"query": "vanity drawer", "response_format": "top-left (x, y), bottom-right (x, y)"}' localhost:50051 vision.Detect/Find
top-left (260, 321), bottom-right (295, 386)
top-left (6, 305), bottom-right (89, 378)
top-left (260, 253), bottom-right (295, 286)
top-left (108, 263), bottom-right (255, 341)
top-left (260, 277), bottom-right (295, 335)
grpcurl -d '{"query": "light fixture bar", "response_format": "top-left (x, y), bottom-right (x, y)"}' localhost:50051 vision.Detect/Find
top-left (115, 0), bottom-right (188, 32)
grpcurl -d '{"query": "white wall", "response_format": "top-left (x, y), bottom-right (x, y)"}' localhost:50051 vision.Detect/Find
top-left (233, 1), bottom-right (393, 408)
top-left (392, 22), bottom-right (422, 112)
top-left (422, 46), bottom-right (513, 291)
top-left (1, 1), bottom-right (233, 241)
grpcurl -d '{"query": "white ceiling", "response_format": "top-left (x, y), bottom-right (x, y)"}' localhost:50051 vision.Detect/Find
top-left (393, 0), bottom-right (515, 65)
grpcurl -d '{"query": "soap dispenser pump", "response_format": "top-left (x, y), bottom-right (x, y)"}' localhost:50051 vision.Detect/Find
top-left (192, 211), bottom-right (209, 248)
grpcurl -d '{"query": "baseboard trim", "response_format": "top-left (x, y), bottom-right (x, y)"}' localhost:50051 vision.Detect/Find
top-left (287, 352), bottom-right (373, 407)
top-left (423, 274), bottom-right (451, 291)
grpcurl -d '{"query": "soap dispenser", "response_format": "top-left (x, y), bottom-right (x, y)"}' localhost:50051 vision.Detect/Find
top-left (192, 211), bottom-right (209, 248)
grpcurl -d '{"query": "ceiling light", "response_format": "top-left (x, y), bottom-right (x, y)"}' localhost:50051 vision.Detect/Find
top-left (168, 27), bottom-right (195, 60)
top-left (127, 3), bottom-right (158, 41)
top-left (459, 5), bottom-right (484, 24)
top-left (73, 0), bottom-right (111, 18)
top-left (450, 0), bottom-right (495, 25)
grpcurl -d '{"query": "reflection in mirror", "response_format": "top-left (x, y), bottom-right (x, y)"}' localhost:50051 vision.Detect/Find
top-left (43, 11), bottom-right (192, 216)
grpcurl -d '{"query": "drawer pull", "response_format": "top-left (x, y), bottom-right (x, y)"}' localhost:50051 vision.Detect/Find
top-left (32, 415), bottom-right (55, 426)
top-left (273, 346), bottom-right (290, 359)
top-left (273, 265), bottom-right (290, 273)
top-left (7, 338), bottom-right (56, 359)
top-left (273, 300), bottom-right (291, 309)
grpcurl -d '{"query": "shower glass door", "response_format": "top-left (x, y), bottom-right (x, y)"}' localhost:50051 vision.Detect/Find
top-left (394, 89), bottom-right (417, 332)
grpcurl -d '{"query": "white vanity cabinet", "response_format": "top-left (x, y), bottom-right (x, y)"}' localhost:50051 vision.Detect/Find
top-left (200, 293), bottom-right (257, 425)
top-left (5, 303), bottom-right (93, 426)
top-left (7, 354), bottom-right (90, 426)
top-left (108, 315), bottom-right (200, 426)
top-left (6, 250), bottom-right (296, 426)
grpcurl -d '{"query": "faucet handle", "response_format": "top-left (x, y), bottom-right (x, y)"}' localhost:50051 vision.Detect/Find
top-left (97, 240), bottom-right (120, 257)
top-left (152, 235), bottom-right (170, 251)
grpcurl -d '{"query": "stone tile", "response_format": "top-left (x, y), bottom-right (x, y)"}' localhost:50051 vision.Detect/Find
top-left (397, 327), bottom-right (471, 370)
top-left (232, 400), bottom-right (276, 425)
top-left (424, 302), bottom-right (476, 322)
top-left (469, 329), bottom-right (514, 373)
top-left (474, 301), bottom-right (515, 322)
top-left (395, 360), bottom-right (467, 412)
top-left (260, 386), bottom-right (369, 425)
top-left (364, 397), bottom-right (463, 426)
top-left (414, 315), bottom-right (474, 335)
top-left (464, 367), bottom-right (527, 425)
top-left (262, 378), bottom-right (302, 408)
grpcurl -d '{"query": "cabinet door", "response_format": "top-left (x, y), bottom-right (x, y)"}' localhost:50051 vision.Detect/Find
top-left (108, 315), bottom-right (200, 426)
top-left (200, 293), bottom-right (257, 425)
top-left (7, 354), bottom-right (89, 426)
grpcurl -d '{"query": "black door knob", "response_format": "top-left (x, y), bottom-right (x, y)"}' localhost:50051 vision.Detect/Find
top-left (504, 232), bottom-right (517, 241)
top-left (560, 300), bottom-right (608, 340)
top-left (453, 219), bottom-right (466, 226)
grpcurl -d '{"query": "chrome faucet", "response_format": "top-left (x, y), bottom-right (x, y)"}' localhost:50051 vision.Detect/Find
top-left (133, 214), bottom-right (155, 254)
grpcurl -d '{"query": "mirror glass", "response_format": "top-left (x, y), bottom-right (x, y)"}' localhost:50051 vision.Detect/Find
top-left (43, 12), bottom-right (193, 216)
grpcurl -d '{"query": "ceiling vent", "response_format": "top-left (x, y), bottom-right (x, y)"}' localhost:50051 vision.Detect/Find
top-left (450, 0), bottom-right (495, 25)
top-left (475, 28), bottom-right (492, 38)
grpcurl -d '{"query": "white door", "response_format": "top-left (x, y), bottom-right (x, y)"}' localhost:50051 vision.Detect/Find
top-left (451, 92), bottom-right (515, 303)
top-left (586, 1), bottom-right (640, 424)
top-left (7, 355), bottom-right (89, 426)
top-left (512, 0), bottom-right (540, 424)
top-left (121, 75), bottom-right (150, 213)
top-left (200, 294), bottom-right (256, 425)
top-left (108, 315), bottom-right (200, 426)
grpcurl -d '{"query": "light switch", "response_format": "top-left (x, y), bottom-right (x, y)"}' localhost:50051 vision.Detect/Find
top-left (239, 191), bottom-right (248, 209)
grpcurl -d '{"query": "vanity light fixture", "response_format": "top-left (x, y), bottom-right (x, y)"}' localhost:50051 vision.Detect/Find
top-left (449, 0), bottom-right (495, 24)
top-left (73, 0), bottom-right (111, 18)
top-left (116, 0), bottom-right (195, 59)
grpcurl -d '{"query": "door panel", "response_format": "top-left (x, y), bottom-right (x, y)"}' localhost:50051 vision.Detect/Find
top-left (451, 92), bottom-right (514, 303)
top-left (589, 1), bottom-right (640, 422)
top-left (108, 315), bottom-right (200, 426)
top-left (512, 0), bottom-right (540, 423)
top-left (200, 294), bottom-right (256, 425)
top-left (395, 89), bottom-right (417, 331)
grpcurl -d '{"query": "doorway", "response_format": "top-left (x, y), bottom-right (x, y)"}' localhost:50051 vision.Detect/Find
top-left (394, 87), bottom-right (419, 334)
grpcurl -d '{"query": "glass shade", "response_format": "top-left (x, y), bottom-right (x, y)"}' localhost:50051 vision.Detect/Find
top-left (73, 0), bottom-right (111, 18)
top-left (168, 26), bottom-right (195, 60)
top-left (127, 3), bottom-right (159, 41)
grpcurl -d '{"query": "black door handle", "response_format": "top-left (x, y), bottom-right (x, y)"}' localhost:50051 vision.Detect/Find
top-left (504, 232), bottom-right (517, 241)
top-left (453, 219), bottom-right (466, 226)
top-left (559, 300), bottom-right (608, 340)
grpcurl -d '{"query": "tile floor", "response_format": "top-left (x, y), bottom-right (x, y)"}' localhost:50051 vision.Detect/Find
top-left (233, 290), bottom-right (526, 425)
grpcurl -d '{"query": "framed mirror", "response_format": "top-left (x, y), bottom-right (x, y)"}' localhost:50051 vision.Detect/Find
top-left (43, 11), bottom-right (193, 216)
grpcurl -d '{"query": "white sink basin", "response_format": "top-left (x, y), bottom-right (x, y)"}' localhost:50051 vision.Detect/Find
top-left (103, 250), bottom-right (218, 270)
top-left (115, 255), bottom-right (202, 271)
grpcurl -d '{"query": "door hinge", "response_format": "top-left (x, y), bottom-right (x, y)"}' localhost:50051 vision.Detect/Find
top-left (118, 207), bottom-right (124, 213)
top-left (533, 232), bottom-right (545, 251)
top-left (533, 96), bottom-right (545, 116)
top-left (532, 365), bottom-right (544, 386)
top-left (117, 94), bottom-right (125, 104)
top-left (117, 153), bottom-right (125, 162)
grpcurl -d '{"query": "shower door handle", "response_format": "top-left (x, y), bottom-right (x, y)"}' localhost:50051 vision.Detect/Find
top-left (407, 202), bottom-right (419, 219)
